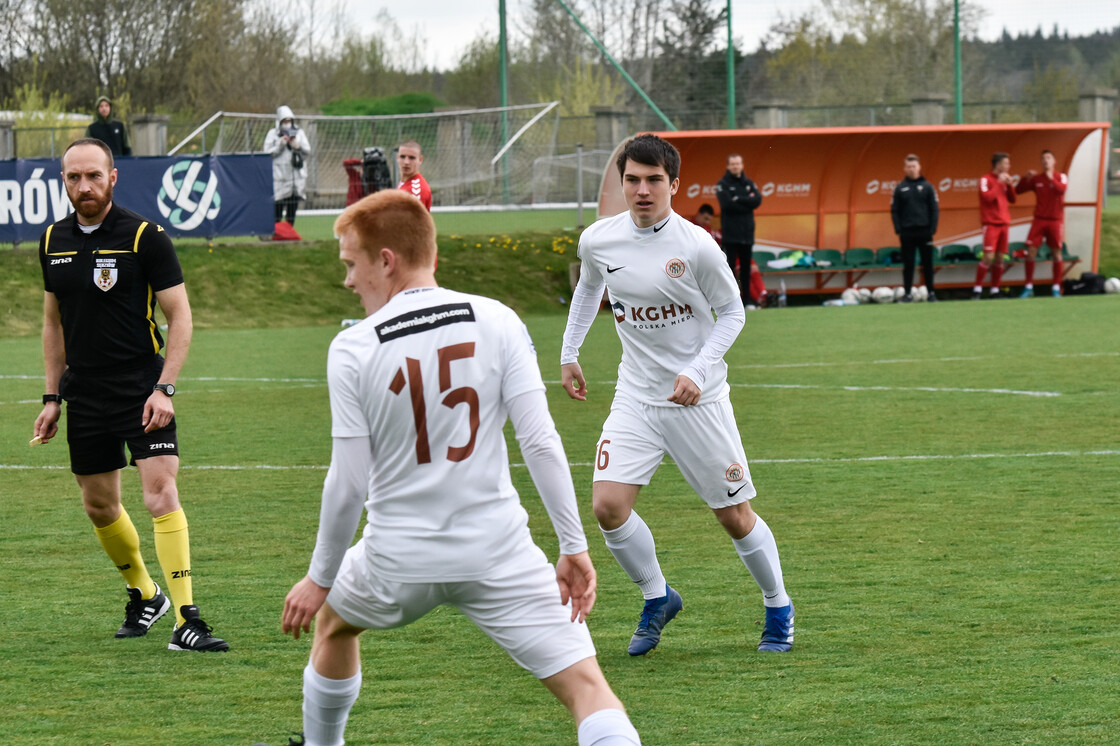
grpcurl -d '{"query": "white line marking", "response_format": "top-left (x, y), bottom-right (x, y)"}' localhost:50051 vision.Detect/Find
top-left (732, 351), bottom-right (1120, 370)
top-left (730, 383), bottom-right (1062, 397)
top-left (3, 450), bottom-right (1117, 472)
top-left (542, 381), bottom-right (1063, 397)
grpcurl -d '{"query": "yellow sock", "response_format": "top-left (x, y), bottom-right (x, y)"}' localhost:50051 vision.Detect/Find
top-left (153, 509), bottom-right (193, 626)
top-left (93, 507), bottom-right (157, 599)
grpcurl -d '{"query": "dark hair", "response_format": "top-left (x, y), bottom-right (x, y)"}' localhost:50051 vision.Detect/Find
top-left (727, 153), bottom-right (742, 163)
top-left (1041, 149), bottom-right (1053, 157)
top-left (991, 151), bottom-right (1009, 168)
top-left (697, 203), bottom-right (715, 215)
top-left (616, 133), bottom-right (681, 181)
top-left (62, 137), bottom-right (115, 171)
top-left (905, 154), bottom-right (920, 163)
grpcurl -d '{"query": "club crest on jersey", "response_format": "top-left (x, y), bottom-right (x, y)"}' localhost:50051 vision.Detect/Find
top-left (726, 463), bottom-right (744, 482)
top-left (665, 258), bottom-right (686, 278)
top-left (94, 258), bottom-right (118, 292)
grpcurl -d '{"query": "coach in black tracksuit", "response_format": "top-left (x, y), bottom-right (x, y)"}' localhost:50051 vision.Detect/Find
top-left (890, 154), bottom-right (940, 302)
top-left (715, 154), bottom-right (763, 306)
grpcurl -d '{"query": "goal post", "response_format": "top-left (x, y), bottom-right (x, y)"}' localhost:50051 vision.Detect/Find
top-left (169, 103), bottom-right (563, 210)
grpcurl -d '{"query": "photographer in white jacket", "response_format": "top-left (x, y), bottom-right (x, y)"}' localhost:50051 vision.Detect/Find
top-left (264, 105), bottom-right (311, 226)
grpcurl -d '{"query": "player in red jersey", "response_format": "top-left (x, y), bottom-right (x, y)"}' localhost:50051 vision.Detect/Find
top-left (973, 152), bottom-right (1016, 299)
top-left (396, 141), bottom-right (432, 211)
top-left (692, 203), bottom-right (769, 308)
top-left (1014, 150), bottom-right (1068, 298)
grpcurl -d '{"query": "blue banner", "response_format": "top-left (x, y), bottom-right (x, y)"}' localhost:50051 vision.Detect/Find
top-left (0, 154), bottom-right (274, 243)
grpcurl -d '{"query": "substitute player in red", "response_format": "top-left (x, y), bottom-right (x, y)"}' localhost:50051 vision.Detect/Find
top-left (1014, 149), bottom-right (1068, 298)
top-left (396, 140), bottom-right (432, 211)
top-left (973, 152), bottom-right (1016, 300)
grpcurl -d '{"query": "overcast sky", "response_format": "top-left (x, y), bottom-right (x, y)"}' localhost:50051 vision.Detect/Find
top-left (340, 0), bottom-right (1120, 70)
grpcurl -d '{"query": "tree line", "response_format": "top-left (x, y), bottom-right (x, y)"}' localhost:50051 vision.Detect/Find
top-left (1, 0), bottom-right (1117, 130)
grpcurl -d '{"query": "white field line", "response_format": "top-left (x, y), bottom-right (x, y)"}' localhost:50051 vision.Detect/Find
top-left (4, 449), bottom-right (1118, 472)
top-left (541, 380), bottom-right (1063, 397)
top-left (731, 351), bottom-right (1120, 370)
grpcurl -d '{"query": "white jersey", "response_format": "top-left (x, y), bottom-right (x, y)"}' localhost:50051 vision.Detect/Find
top-left (572, 210), bottom-right (741, 406)
top-left (327, 286), bottom-right (547, 582)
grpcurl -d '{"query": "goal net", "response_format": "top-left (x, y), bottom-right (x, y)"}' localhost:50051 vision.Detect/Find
top-left (170, 103), bottom-right (562, 210)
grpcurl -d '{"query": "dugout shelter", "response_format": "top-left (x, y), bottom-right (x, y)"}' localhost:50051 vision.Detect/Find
top-left (598, 123), bottom-right (1111, 294)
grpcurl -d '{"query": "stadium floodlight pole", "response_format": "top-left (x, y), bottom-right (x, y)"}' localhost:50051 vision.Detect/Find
top-left (727, 0), bottom-right (735, 129)
top-left (499, 0), bottom-right (511, 203)
top-left (553, 0), bottom-right (676, 131)
top-left (954, 0), bottom-right (963, 124)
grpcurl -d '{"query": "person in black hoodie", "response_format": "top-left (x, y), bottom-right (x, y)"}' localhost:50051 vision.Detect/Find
top-left (715, 154), bottom-right (763, 306)
top-left (85, 97), bottom-right (132, 156)
top-left (890, 154), bottom-right (939, 302)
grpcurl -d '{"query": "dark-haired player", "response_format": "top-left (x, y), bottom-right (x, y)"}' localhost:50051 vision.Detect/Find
top-left (1015, 150), bottom-right (1068, 298)
top-left (560, 134), bottom-right (794, 656)
top-left (974, 152), bottom-right (1016, 299)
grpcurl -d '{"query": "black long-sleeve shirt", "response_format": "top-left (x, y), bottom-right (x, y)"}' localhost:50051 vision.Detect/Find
top-left (890, 176), bottom-right (939, 238)
top-left (715, 170), bottom-right (763, 244)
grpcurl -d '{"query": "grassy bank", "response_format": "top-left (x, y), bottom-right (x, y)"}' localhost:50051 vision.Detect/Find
top-left (0, 231), bottom-right (576, 338)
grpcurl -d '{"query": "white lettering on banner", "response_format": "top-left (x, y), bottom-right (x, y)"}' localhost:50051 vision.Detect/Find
top-left (0, 181), bottom-right (21, 224)
top-left (49, 179), bottom-right (70, 221)
top-left (762, 182), bottom-right (812, 197)
top-left (0, 174), bottom-right (73, 225)
top-left (941, 177), bottom-right (979, 192)
top-left (23, 168), bottom-right (48, 224)
top-left (686, 183), bottom-right (717, 199)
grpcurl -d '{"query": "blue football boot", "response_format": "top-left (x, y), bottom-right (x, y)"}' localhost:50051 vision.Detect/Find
top-left (758, 602), bottom-right (795, 652)
top-left (627, 584), bottom-right (683, 656)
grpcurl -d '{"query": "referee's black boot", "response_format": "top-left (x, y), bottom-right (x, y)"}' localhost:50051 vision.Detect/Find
top-left (168, 605), bottom-right (229, 652)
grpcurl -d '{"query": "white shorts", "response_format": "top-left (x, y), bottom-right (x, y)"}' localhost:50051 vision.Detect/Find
top-left (593, 395), bottom-right (756, 509)
top-left (326, 542), bottom-right (596, 680)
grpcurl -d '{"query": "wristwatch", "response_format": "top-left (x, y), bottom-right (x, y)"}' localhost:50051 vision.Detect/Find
top-left (153, 383), bottom-right (175, 397)
top-left (42, 394), bottom-right (63, 404)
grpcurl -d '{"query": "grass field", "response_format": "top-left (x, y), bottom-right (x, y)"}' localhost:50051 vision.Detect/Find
top-left (2, 294), bottom-right (1119, 744)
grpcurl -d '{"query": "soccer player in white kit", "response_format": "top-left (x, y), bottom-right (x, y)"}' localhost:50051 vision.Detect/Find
top-left (278, 190), bottom-right (640, 746)
top-left (560, 134), bottom-right (794, 656)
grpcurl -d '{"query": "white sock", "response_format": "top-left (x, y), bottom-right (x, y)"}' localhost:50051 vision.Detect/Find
top-left (577, 708), bottom-right (642, 746)
top-left (973, 285), bottom-right (982, 293)
top-left (732, 516), bottom-right (790, 608)
top-left (1052, 283), bottom-right (1061, 291)
top-left (1024, 283), bottom-right (1033, 290)
top-left (600, 512), bottom-right (667, 600)
top-left (989, 287), bottom-right (1000, 295)
top-left (303, 663), bottom-right (361, 746)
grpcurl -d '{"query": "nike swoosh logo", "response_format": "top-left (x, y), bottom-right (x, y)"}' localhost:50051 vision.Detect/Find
top-left (726, 484), bottom-right (747, 497)
top-left (606, 266), bottom-right (625, 273)
top-left (653, 218), bottom-right (670, 233)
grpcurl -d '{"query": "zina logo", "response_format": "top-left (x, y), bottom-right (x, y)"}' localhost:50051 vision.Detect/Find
top-left (157, 161), bottom-right (221, 231)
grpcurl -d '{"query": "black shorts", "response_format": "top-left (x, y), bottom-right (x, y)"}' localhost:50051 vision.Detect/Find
top-left (60, 357), bottom-right (179, 475)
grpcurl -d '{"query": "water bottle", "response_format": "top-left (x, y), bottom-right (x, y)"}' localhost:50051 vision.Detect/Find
top-left (778, 280), bottom-right (787, 308)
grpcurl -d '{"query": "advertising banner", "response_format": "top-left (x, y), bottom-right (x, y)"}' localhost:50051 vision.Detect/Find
top-left (0, 154), bottom-right (273, 244)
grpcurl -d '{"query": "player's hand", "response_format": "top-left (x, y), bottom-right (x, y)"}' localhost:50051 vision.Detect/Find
top-left (999, 172), bottom-right (1014, 185)
top-left (556, 551), bottom-right (597, 623)
top-left (33, 404), bottom-right (61, 444)
top-left (1025, 169), bottom-right (1037, 179)
top-left (142, 390), bottom-right (175, 433)
top-left (561, 362), bottom-right (587, 401)
top-left (282, 575), bottom-right (330, 639)
top-left (667, 374), bottom-right (701, 406)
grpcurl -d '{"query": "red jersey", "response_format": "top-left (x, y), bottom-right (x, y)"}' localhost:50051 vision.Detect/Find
top-left (398, 174), bottom-right (432, 211)
top-left (693, 220), bottom-right (722, 246)
top-left (1014, 171), bottom-right (1067, 221)
top-left (978, 171), bottom-right (1015, 226)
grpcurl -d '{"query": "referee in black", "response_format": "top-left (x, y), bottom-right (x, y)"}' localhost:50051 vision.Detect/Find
top-left (32, 138), bottom-right (227, 651)
top-left (890, 154), bottom-right (940, 302)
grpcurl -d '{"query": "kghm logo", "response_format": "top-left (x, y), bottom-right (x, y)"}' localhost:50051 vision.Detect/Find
top-left (157, 160), bottom-right (221, 231)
